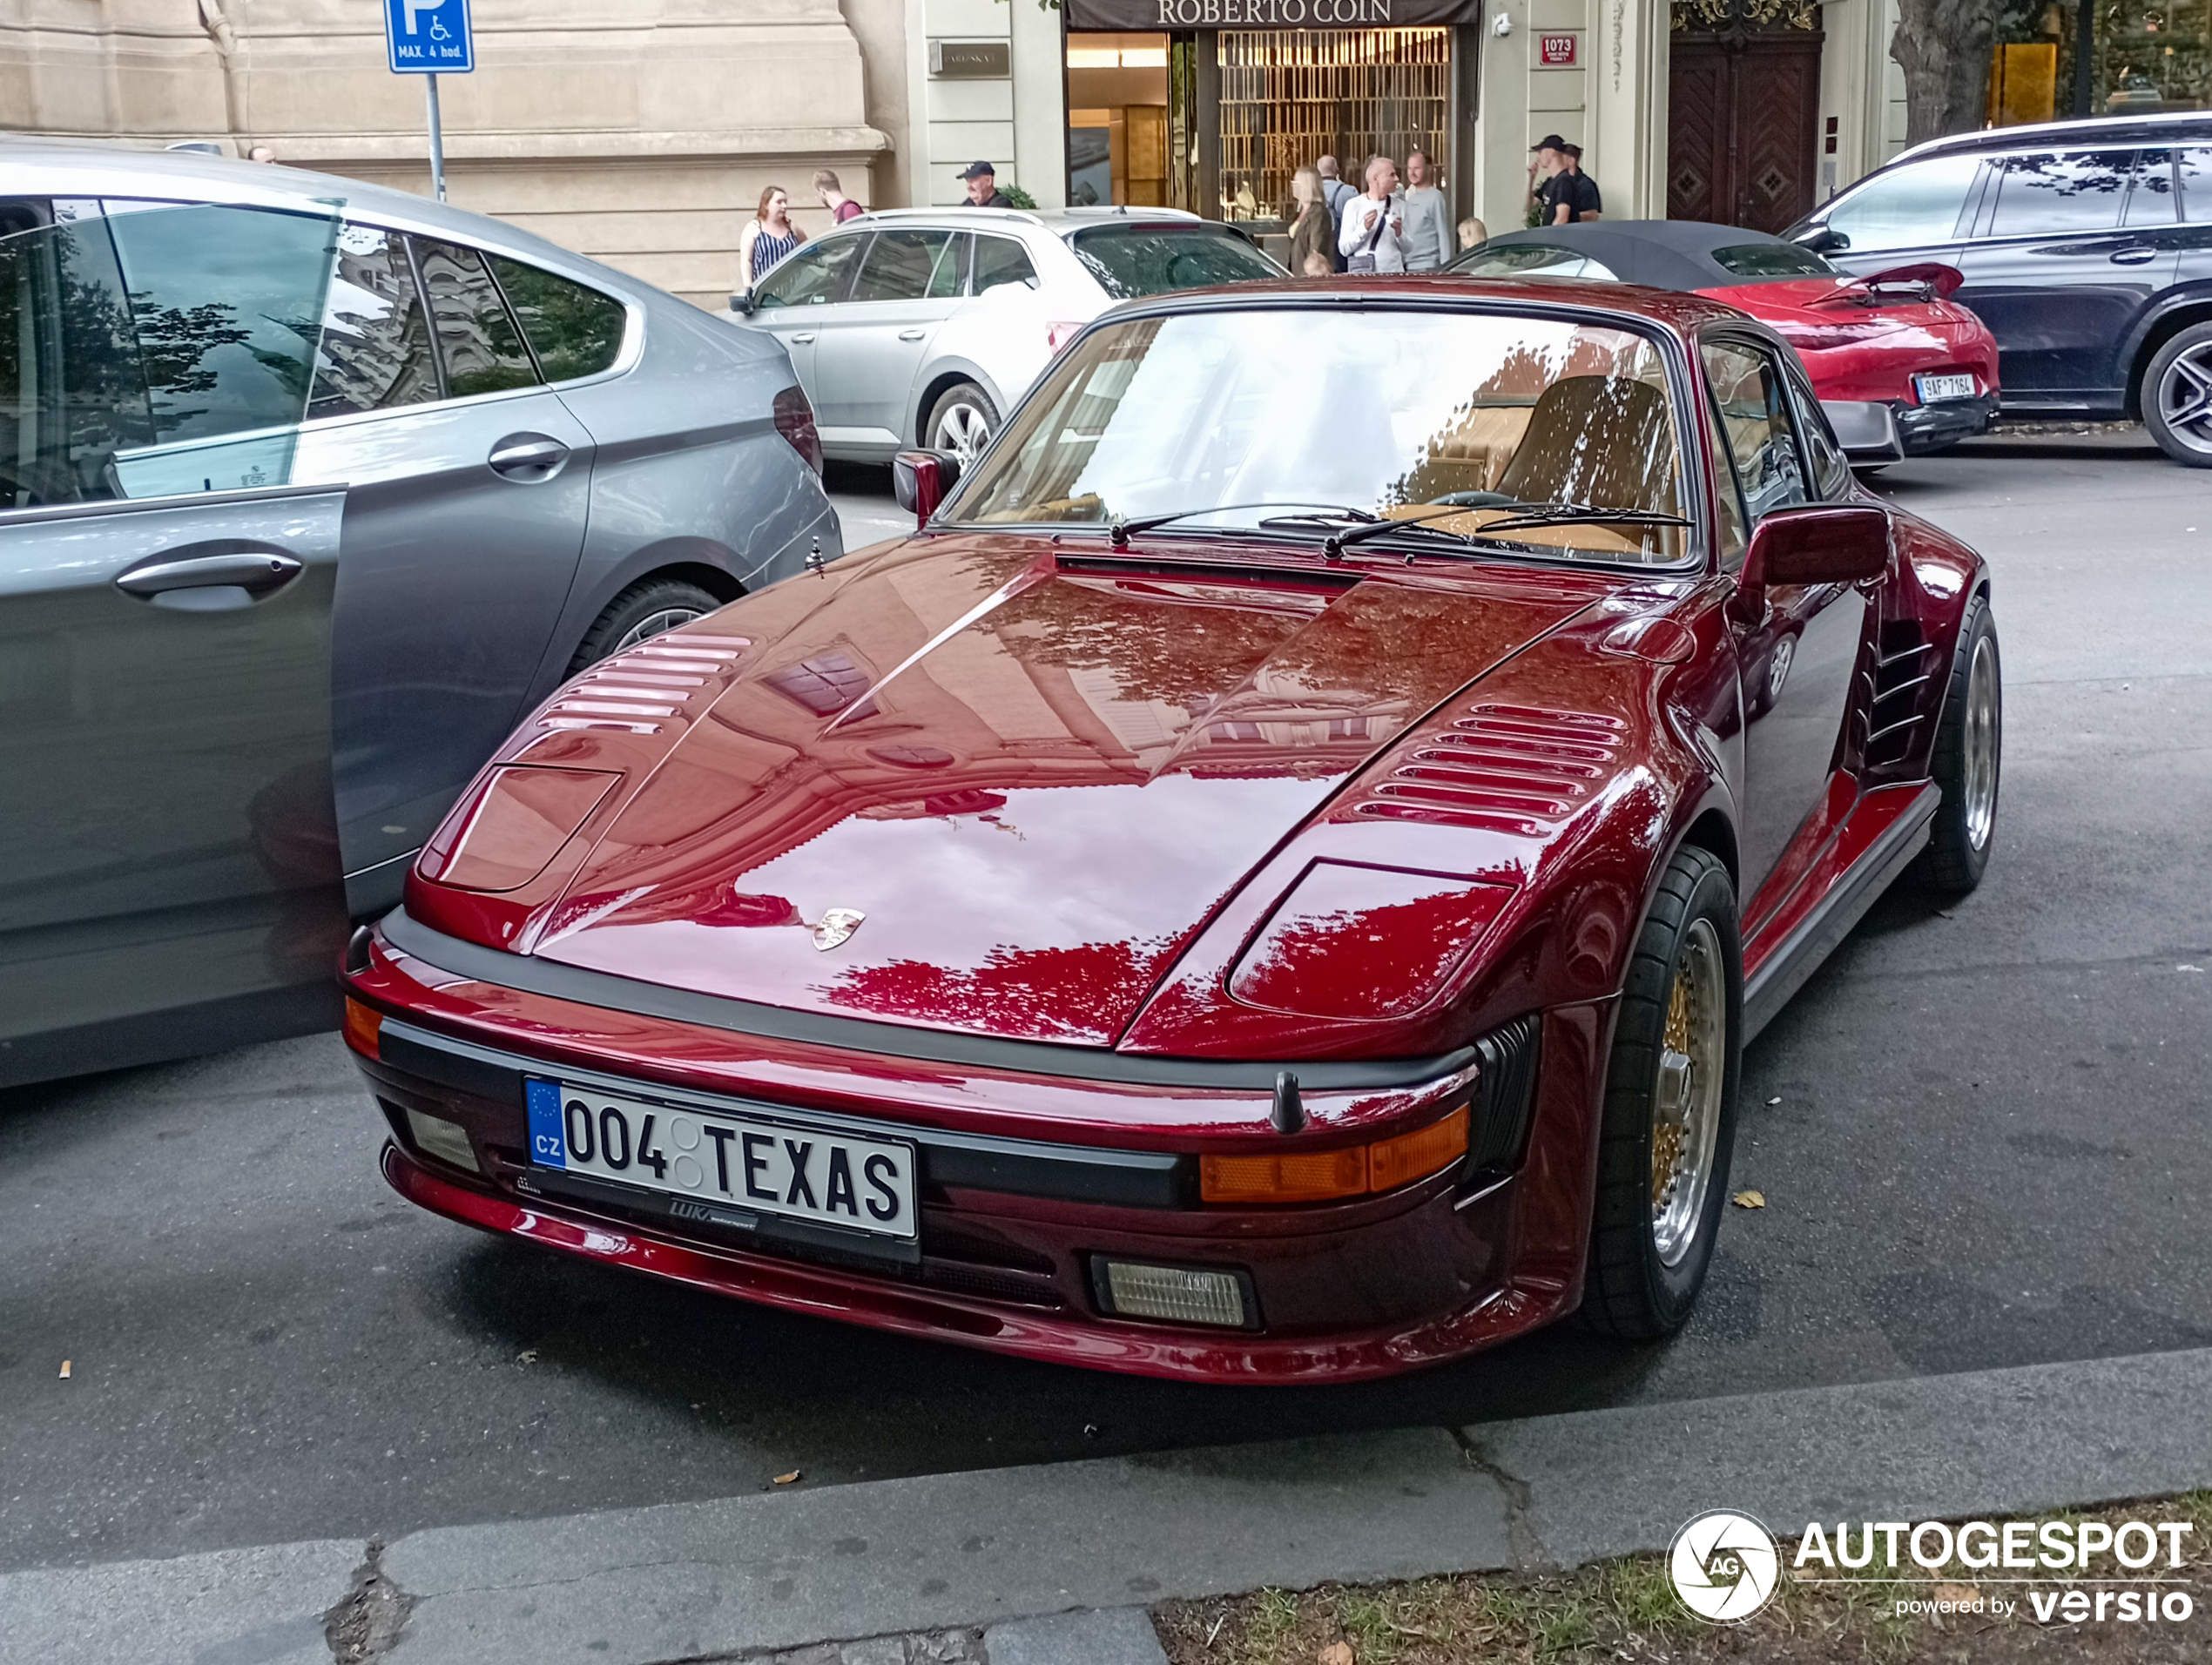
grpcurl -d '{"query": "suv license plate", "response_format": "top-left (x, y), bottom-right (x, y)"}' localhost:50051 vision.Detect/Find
top-left (1914, 373), bottom-right (1976, 403)
top-left (526, 1079), bottom-right (917, 1241)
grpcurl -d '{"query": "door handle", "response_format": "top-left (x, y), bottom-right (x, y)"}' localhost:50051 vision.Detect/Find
top-left (898, 327), bottom-right (927, 341)
top-left (2109, 246), bottom-right (2157, 265)
top-left (115, 543), bottom-right (303, 601)
top-left (488, 433), bottom-right (572, 482)
top-left (790, 332), bottom-right (817, 345)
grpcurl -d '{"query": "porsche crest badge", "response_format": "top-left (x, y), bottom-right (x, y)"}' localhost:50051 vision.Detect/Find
top-left (810, 907), bottom-right (866, 951)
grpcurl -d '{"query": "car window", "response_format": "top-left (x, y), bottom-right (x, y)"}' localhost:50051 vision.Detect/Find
top-left (1784, 370), bottom-right (1851, 498)
top-left (972, 235), bottom-right (1038, 293)
top-left (0, 202), bottom-right (340, 505)
top-left (2182, 148), bottom-right (2212, 219)
top-left (1701, 338), bottom-right (1810, 524)
top-left (846, 228), bottom-right (964, 303)
top-left (1982, 151), bottom-right (2135, 238)
top-left (1700, 394), bottom-right (1749, 567)
top-left (1710, 242), bottom-right (1840, 279)
top-left (1450, 244), bottom-right (1619, 280)
top-left (2124, 150), bottom-right (2178, 226)
top-left (415, 239), bottom-right (538, 397)
top-left (1067, 224), bottom-right (1283, 298)
top-left (752, 236), bottom-right (867, 309)
top-left (308, 223), bottom-right (438, 421)
top-left (489, 256), bottom-right (627, 381)
top-left (1823, 153), bottom-right (1980, 252)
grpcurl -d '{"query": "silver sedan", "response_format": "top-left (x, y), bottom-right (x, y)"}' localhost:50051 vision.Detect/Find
top-left (0, 143), bottom-right (837, 1085)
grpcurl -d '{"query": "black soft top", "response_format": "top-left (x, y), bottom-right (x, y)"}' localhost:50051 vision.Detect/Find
top-left (1449, 219), bottom-right (1840, 292)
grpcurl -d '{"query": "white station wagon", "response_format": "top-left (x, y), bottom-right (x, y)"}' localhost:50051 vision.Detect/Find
top-left (732, 206), bottom-right (1284, 467)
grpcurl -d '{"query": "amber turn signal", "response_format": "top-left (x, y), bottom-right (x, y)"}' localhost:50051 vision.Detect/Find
top-left (342, 997), bottom-right (384, 1061)
top-left (1200, 1104), bottom-right (1469, 1204)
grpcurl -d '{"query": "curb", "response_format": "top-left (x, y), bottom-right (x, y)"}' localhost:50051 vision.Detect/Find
top-left (7, 1347), bottom-right (2210, 1665)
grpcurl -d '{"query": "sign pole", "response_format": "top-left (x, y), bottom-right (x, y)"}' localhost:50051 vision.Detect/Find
top-left (425, 72), bottom-right (447, 201)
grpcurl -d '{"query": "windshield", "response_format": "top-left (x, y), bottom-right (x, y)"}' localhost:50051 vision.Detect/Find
top-left (1710, 241), bottom-right (1839, 279)
top-left (1450, 244), bottom-right (1620, 282)
top-left (1068, 224), bottom-right (1285, 299)
top-left (944, 307), bottom-right (1690, 566)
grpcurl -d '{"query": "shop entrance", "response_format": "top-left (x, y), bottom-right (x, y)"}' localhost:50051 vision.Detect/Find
top-left (1064, 1), bottom-right (1477, 239)
top-left (1666, 0), bottom-right (1824, 233)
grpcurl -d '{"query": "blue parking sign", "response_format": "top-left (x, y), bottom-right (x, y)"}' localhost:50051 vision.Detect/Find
top-left (385, 0), bottom-right (473, 73)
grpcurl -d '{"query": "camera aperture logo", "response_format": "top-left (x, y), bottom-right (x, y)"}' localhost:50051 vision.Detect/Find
top-left (1669, 1509), bottom-right (1783, 1622)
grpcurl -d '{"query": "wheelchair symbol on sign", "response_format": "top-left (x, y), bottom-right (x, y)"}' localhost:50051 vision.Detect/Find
top-left (428, 17), bottom-right (450, 37)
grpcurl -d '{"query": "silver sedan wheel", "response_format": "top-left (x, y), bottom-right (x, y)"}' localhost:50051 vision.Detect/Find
top-left (1650, 917), bottom-right (1728, 1268)
top-left (932, 399), bottom-right (992, 467)
top-left (1962, 630), bottom-right (2000, 853)
top-left (612, 606), bottom-right (706, 652)
top-left (2155, 343), bottom-right (2212, 458)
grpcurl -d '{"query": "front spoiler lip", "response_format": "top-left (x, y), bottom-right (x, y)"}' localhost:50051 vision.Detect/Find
top-left (379, 1140), bottom-right (1548, 1384)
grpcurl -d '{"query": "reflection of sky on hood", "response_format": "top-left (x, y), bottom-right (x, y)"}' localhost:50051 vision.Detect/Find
top-left (544, 772), bottom-right (1338, 1016)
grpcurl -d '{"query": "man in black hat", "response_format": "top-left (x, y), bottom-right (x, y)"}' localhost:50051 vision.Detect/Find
top-left (1525, 134), bottom-right (1602, 226)
top-left (960, 161), bottom-right (1014, 208)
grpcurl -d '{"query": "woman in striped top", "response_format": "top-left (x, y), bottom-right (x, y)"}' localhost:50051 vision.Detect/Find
top-left (738, 186), bottom-right (807, 295)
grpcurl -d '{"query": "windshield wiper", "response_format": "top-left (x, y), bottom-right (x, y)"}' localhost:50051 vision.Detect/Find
top-left (1474, 502), bottom-right (1693, 534)
top-left (1104, 502), bottom-right (1378, 547)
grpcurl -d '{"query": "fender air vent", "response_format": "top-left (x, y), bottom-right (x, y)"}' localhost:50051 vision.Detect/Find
top-left (1352, 704), bottom-right (1626, 833)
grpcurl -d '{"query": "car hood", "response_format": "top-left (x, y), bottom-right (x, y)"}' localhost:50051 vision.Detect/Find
top-left (503, 536), bottom-right (1609, 1046)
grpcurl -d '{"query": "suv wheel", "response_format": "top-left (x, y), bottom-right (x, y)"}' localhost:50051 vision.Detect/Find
top-left (926, 382), bottom-right (999, 468)
top-left (2143, 321), bottom-right (2212, 468)
top-left (569, 577), bottom-right (725, 672)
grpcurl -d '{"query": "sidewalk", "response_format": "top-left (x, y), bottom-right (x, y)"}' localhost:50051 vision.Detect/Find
top-left (9, 1346), bottom-right (2209, 1665)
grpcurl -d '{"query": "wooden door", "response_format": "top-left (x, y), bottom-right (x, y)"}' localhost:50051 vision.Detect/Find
top-left (1668, 26), bottom-right (1823, 233)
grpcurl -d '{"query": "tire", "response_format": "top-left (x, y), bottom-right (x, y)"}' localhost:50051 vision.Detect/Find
top-left (567, 577), bottom-right (725, 673)
top-left (2142, 321), bottom-right (2212, 468)
top-left (1912, 595), bottom-right (2001, 894)
top-left (1582, 844), bottom-right (1743, 1340)
top-left (925, 381), bottom-right (1000, 469)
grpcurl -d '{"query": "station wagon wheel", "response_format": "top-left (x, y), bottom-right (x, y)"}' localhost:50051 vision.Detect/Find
top-left (2143, 322), bottom-right (2212, 468)
top-left (1912, 595), bottom-right (2001, 894)
top-left (569, 576), bottom-right (727, 673)
top-left (1582, 842), bottom-right (1743, 1340)
top-left (927, 381), bottom-right (999, 468)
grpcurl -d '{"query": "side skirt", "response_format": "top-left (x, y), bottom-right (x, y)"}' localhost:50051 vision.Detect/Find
top-left (1742, 782), bottom-right (1941, 1041)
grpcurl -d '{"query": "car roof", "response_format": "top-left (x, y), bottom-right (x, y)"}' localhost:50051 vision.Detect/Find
top-left (0, 138), bottom-right (650, 297)
top-left (1886, 109), bottom-right (2212, 168)
top-left (837, 206), bottom-right (1209, 237)
top-left (1455, 220), bottom-right (1821, 291)
top-left (1095, 272), bottom-right (1748, 334)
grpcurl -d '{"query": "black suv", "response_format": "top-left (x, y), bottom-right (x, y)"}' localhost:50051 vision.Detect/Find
top-left (1787, 113), bottom-right (2212, 466)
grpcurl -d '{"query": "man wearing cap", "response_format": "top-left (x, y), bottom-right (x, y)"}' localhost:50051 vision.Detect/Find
top-left (1525, 135), bottom-right (1602, 226)
top-left (960, 161), bottom-right (1014, 208)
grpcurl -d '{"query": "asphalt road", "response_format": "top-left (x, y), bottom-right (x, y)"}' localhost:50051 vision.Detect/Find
top-left (3, 436), bottom-right (2208, 1574)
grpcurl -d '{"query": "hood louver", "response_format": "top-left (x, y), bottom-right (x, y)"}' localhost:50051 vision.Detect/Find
top-left (1352, 704), bottom-right (1626, 835)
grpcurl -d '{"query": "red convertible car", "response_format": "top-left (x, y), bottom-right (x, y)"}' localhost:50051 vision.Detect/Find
top-left (342, 278), bottom-right (2001, 1382)
top-left (1451, 221), bottom-right (2001, 455)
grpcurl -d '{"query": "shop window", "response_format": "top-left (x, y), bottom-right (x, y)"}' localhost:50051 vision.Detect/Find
top-left (1988, 0), bottom-right (2212, 124)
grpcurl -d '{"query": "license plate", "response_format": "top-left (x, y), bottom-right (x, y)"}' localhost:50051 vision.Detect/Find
top-left (525, 1079), bottom-right (917, 1241)
top-left (1914, 373), bottom-right (1977, 403)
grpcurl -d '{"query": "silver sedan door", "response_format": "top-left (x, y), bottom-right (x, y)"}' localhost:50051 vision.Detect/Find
top-left (740, 233), bottom-right (872, 419)
top-left (814, 229), bottom-right (967, 452)
top-left (0, 199), bottom-right (350, 1084)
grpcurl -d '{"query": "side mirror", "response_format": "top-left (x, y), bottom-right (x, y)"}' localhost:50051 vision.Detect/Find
top-left (1819, 400), bottom-right (1905, 468)
top-left (1792, 225), bottom-right (1846, 253)
top-left (1736, 504), bottom-right (1890, 620)
top-left (730, 292), bottom-right (755, 316)
top-left (892, 449), bottom-right (962, 525)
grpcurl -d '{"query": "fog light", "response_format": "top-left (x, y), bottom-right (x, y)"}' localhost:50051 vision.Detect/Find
top-left (1094, 1259), bottom-right (1250, 1328)
top-left (405, 1108), bottom-right (481, 1174)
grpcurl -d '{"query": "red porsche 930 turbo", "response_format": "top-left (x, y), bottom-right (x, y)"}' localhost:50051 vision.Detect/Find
top-left (1451, 221), bottom-right (2001, 455)
top-left (343, 278), bottom-right (2001, 1383)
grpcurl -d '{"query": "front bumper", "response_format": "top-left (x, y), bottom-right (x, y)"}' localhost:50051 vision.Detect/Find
top-left (1893, 392), bottom-right (2000, 455)
top-left (346, 917), bottom-right (1609, 1383)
